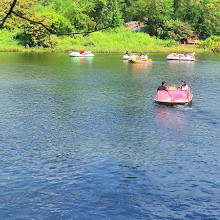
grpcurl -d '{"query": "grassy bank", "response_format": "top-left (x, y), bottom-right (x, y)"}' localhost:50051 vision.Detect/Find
top-left (0, 27), bottom-right (210, 53)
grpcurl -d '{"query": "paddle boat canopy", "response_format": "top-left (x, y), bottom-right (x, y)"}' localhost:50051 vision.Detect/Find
top-left (167, 53), bottom-right (195, 61)
top-left (154, 86), bottom-right (193, 105)
top-left (70, 50), bottom-right (95, 57)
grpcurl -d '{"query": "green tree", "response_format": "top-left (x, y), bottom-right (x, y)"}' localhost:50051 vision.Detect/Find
top-left (0, 0), bottom-right (122, 47)
top-left (201, 35), bottom-right (220, 53)
top-left (173, 0), bottom-right (220, 38)
top-left (162, 19), bottom-right (193, 41)
top-left (126, 0), bottom-right (174, 36)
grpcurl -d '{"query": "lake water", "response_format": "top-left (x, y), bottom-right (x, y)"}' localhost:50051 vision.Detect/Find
top-left (0, 52), bottom-right (219, 219)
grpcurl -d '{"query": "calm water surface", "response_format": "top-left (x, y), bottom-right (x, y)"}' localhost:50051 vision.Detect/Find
top-left (0, 52), bottom-right (219, 219)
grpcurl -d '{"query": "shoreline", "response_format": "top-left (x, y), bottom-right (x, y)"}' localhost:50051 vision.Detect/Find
top-left (0, 27), bottom-right (214, 54)
top-left (0, 45), bottom-right (211, 54)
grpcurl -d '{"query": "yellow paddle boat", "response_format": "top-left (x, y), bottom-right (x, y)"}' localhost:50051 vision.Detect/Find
top-left (129, 56), bottom-right (152, 64)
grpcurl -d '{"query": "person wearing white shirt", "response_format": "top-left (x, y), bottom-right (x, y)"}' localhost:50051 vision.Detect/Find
top-left (181, 81), bottom-right (189, 91)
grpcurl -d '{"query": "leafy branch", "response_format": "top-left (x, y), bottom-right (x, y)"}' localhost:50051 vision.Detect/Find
top-left (0, 0), bottom-right (117, 36)
top-left (0, 0), bottom-right (17, 29)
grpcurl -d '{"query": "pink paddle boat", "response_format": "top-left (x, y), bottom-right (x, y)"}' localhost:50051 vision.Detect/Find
top-left (154, 86), bottom-right (193, 105)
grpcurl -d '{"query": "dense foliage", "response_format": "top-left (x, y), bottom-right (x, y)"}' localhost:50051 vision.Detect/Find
top-left (0, 0), bottom-right (219, 49)
top-left (201, 36), bottom-right (220, 53)
top-left (122, 0), bottom-right (220, 39)
top-left (0, 26), bottom-right (188, 53)
top-left (0, 0), bottom-right (123, 47)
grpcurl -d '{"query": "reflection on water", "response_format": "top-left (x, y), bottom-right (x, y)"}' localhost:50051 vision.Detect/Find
top-left (123, 60), bottom-right (152, 75)
top-left (155, 105), bottom-right (187, 129)
top-left (168, 60), bottom-right (195, 69)
top-left (70, 56), bottom-right (94, 65)
top-left (168, 60), bottom-right (195, 64)
top-left (131, 62), bottom-right (152, 74)
top-left (0, 53), bottom-right (220, 219)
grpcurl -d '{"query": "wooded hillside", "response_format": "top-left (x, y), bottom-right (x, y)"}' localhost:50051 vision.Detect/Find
top-left (0, 0), bottom-right (219, 51)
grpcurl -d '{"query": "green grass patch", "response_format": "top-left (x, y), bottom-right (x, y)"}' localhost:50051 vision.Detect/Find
top-left (0, 27), bottom-right (211, 53)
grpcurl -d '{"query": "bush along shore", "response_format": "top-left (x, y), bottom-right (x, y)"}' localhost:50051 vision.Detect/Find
top-left (0, 27), bottom-right (218, 54)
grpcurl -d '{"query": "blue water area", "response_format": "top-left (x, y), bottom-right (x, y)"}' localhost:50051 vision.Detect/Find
top-left (0, 52), bottom-right (219, 219)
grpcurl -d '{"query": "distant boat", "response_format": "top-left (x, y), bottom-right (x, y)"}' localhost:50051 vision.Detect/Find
top-left (128, 56), bottom-right (152, 63)
top-left (70, 50), bottom-right (95, 57)
top-left (123, 54), bottom-right (137, 60)
top-left (167, 53), bottom-right (195, 61)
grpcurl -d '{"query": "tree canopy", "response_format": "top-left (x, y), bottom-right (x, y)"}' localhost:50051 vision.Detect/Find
top-left (122, 0), bottom-right (220, 39)
top-left (0, 0), bottom-right (219, 47)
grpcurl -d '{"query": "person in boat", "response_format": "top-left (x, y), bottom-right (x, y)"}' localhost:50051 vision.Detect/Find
top-left (125, 51), bottom-right (129, 55)
top-left (157, 81), bottom-right (166, 91)
top-left (185, 53), bottom-right (191, 58)
top-left (180, 81), bottom-right (189, 92)
top-left (141, 54), bottom-right (148, 59)
top-left (173, 52), bottom-right (178, 56)
top-left (189, 52), bottom-right (195, 58)
top-left (87, 49), bottom-right (91, 54)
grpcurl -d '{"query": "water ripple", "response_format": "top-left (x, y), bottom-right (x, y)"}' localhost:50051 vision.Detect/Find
top-left (0, 53), bottom-right (219, 219)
